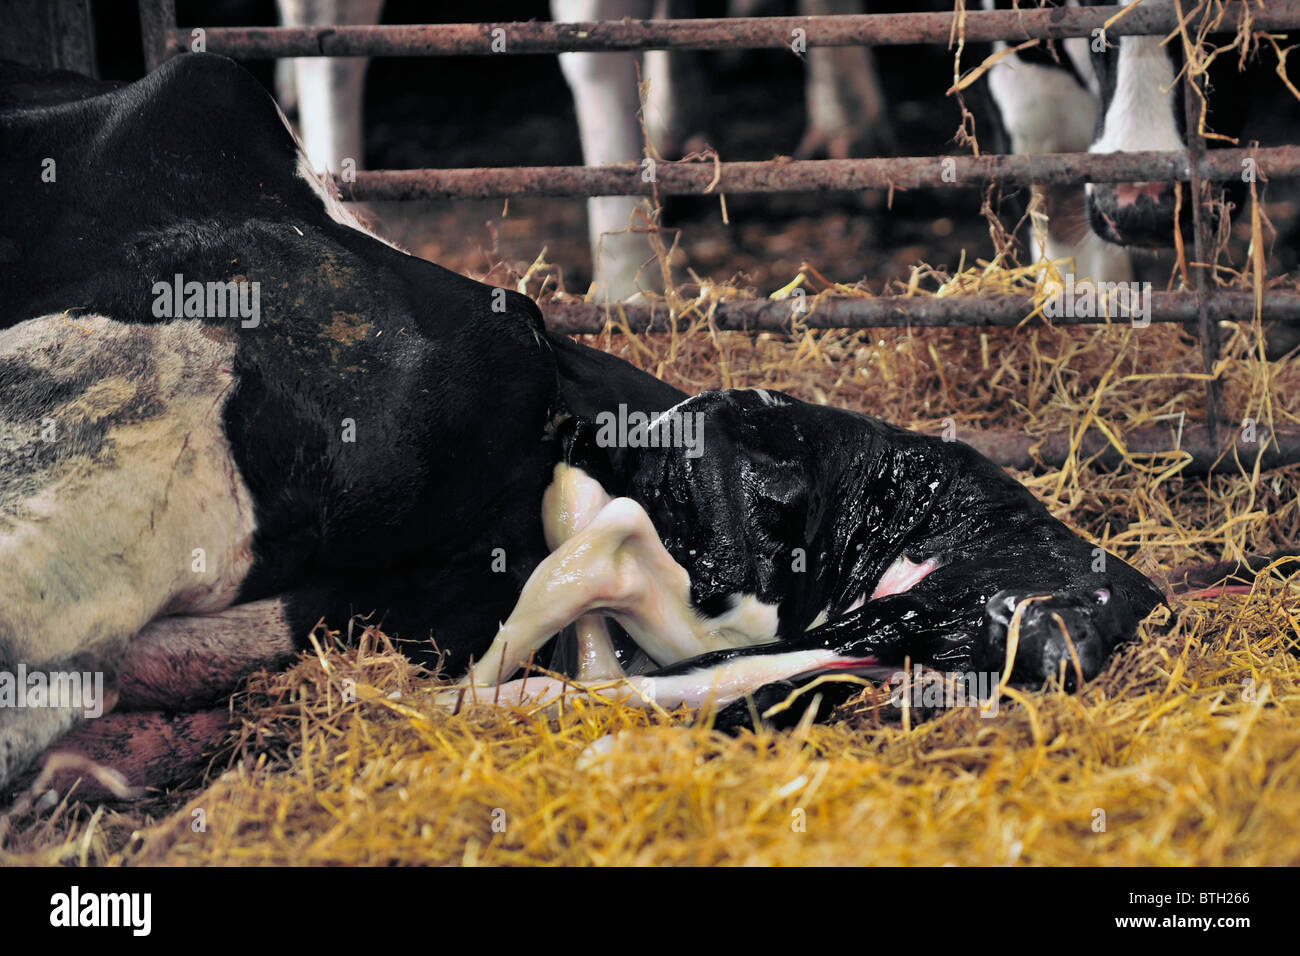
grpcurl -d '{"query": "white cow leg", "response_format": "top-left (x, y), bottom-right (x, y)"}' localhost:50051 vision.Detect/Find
top-left (1036, 185), bottom-right (1134, 284)
top-left (797, 0), bottom-right (893, 159)
top-left (294, 56), bottom-right (367, 173)
top-left (642, 0), bottom-right (706, 156)
top-left (278, 0), bottom-right (384, 173)
top-left (541, 463), bottom-right (627, 681)
top-left (554, 0), bottom-right (657, 301)
top-left (571, 615), bottom-right (626, 681)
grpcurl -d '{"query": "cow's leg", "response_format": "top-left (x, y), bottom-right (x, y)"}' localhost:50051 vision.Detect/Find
top-left (117, 598), bottom-right (298, 709)
top-left (462, 645), bottom-right (887, 714)
top-left (277, 0), bottom-right (384, 173)
top-left (458, 475), bottom-right (786, 695)
top-left (641, 0), bottom-right (706, 156)
top-left (1037, 185), bottom-right (1134, 283)
top-left (796, 0), bottom-right (894, 159)
top-left (554, 0), bottom-right (657, 301)
top-left (454, 528), bottom-right (1159, 723)
top-left (460, 495), bottom-right (668, 689)
top-left (0, 645), bottom-right (124, 796)
top-left (41, 709), bottom-right (232, 800)
top-left (27, 599), bottom-right (298, 799)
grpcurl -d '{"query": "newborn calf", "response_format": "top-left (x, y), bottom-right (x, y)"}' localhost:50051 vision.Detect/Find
top-left (454, 388), bottom-right (1165, 728)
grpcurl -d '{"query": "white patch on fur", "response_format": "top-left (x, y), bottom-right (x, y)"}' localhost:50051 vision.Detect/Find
top-left (1090, 35), bottom-right (1184, 155)
top-left (987, 52), bottom-right (1097, 156)
top-left (0, 314), bottom-right (256, 667)
top-left (269, 95), bottom-right (407, 254)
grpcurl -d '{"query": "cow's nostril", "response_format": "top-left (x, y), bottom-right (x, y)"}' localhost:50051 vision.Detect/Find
top-left (1114, 181), bottom-right (1166, 209)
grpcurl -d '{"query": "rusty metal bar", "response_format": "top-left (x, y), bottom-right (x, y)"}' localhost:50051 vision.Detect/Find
top-left (338, 146), bottom-right (1300, 201)
top-left (541, 290), bottom-right (1300, 335)
top-left (1181, 8), bottom-right (1226, 439)
top-left (959, 422), bottom-right (1300, 475)
top-left (178, 3), bottom-right (1300, 59)
top-left (138, 0), bottom-right (176, 72)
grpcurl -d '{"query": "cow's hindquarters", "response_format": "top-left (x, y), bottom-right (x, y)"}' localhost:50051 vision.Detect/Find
top-left (0, 313), bottom-right (258, 790)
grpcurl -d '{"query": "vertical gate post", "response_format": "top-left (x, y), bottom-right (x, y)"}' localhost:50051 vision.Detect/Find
top-left (1180, 14), bottom-right (1225, 443)
top-left (0, 0), bottom-right (97, 76)
top-left (139, 0), bottom-right (178, 72)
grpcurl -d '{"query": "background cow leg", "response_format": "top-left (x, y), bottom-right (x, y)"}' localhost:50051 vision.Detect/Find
top-left (642, 0), bottom-right (707, 156)
top-left (796, 0), bottom-right (893, 159)
top-left (1037, 184), bottom-right (1134, 283)
top-left (554, 0), bottom-right (658, 301)
top-left (277, 0), bottom-right (384, 173)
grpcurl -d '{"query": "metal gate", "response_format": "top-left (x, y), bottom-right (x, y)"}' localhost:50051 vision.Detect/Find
top-left (136, 0), bottom-right (1300, 469)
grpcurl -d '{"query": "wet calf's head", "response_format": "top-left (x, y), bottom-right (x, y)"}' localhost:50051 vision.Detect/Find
top-left (976, 587), bottom-right (1140, 689)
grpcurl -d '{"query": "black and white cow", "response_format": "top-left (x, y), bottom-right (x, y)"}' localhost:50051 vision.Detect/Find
top-left (982, 0), bottom-right (1134, 283)
top-left (1, 53), bottom-right (1163, 797)
top-left (1075, 0), bottom-right (1287, 249)
top-left (1079, 0), bottom-right (1300, 357)
top-left (986, 4), bottom-right (1300, 276)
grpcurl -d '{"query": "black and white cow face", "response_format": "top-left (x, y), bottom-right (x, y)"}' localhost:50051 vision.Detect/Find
top-left (1081, 0), bottom-right (1289, 248)
top-left (980, 0), bottom-right (1133, 282)
top-left (1085, 25), bottom-right (1188, 247)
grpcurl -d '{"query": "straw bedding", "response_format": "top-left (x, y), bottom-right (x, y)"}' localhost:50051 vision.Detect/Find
top-left (3, 4), bottom-right (1299, 867)
top-left (2, 253), bottom-right (1297, 866)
